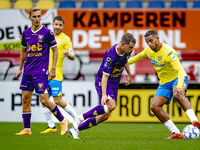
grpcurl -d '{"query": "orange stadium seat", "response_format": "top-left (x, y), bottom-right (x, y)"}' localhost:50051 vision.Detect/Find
top-left (14, 0), bottom-right (32, 9)
top-left (0, 0), bottom-right (10, 8)
top-left (36, 0), bottom-right (55, 9)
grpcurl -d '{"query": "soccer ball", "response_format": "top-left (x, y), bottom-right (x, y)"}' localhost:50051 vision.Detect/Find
top-left (183, 125), bottom-right (199, 140)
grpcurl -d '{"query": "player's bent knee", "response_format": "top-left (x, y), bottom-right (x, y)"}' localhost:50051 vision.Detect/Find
top-left (108, 105), bottom-right (116, 112)
top-left (150, 105), bottom-right (159, 113)
top-left (40, 98), bottom-right (48, 106)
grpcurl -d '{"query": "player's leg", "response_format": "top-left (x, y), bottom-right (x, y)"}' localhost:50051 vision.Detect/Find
top-left (35, 75), bottom-right (68, 135)
top-left (152, 82), bottom-right (183, 139)
top-left (41, 105), bottom-right (57, 133)
top-left (172, 76), bottom-right (200, 129)
top-left (41, 80), bottom-right (57, 133)
top-left (69, 113), bottom-right (111, 139)
top-left (15, 90), bottom-right (33, 135)
top-left (70, 99), bottom-right (113, 139)
top-left (73, 86), bottom-right (115, 129)
top-left (39, 93), bottom-right (68, 135)
top-left (54, 97), bottom-right (77, 119)
top-left (50, 80), bottom-right (77, 118)
top-left (15, 74), bottom-right (34, 135)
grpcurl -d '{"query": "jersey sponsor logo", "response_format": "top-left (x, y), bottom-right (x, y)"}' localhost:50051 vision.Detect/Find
top-left (110, 72), bottom-right (122, 77)
top-left (113, 67), bottom-right (124, 73)
top-left (28, 52), bottom-right (42, 57)
top-left (149, 59), bottom-right (165, 66)
top-left (27, 43), bottom-right (42, 51)
top-left (171, 54), bottom-right (177, 60)
top-left (52, 87), bottom-right (59, 90)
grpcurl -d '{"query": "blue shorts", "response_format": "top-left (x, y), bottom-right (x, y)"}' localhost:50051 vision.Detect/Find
top-left (48, 80), bottom-right (62, 97)
top-left (20, 74), bottom-right (49, 94)
top-left (154, 76), bottom-right (188, 105)
top-left (95, 83), bottom-right (118, 102)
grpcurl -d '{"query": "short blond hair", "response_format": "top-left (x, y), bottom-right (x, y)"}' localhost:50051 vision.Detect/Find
top-left (29, 7), bottom-right (41, 16)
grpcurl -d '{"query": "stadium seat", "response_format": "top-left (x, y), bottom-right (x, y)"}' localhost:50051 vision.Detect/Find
top-left (103, 0), bottom-right (120, 8)
top-left (170, 0), bottom-right (187, 8)
top-left (148, 0), bottom-right (165, 8)
top-left (0, 0), bottom-right (10, 8)
top-left (14, 0), bottom-right (32, 9)
top-left (193, 0), bottom-right (200, 8)
top-left (125, 0), bottom-right (142, 8)
top-left (59, 0), bottom-right (75, 8)
top-left (0, 61), bottom-right (10, 80)
top-left (36, 0), bottom-right (55, 9)
top-left (81, 0), bottom-right (98, 8)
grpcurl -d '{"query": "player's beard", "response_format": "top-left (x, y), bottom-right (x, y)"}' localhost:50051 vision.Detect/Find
top-left (55, 29), bottom-right (61, 35)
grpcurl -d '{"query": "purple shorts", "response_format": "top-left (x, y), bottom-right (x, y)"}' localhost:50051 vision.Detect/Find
top-left (95, 83), bottom-right (118, 101)
top-left (20, 74), bottom-right (49, 94)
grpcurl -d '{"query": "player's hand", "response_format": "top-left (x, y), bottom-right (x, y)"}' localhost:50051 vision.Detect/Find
top-left (19, 35), bottom-right (22, 41)
top-left (16, 70), bottom-right (22, 78)
top-left (101, 95), bottom-right (108, 106)
top-left (124, 75), bottom-right (132, 86)
top-left (175, 88), bottom-right (184, 100)
top-left (63, 50), bottom-right (70, 56)
top-left (49, 68), bottom-right (56, 80)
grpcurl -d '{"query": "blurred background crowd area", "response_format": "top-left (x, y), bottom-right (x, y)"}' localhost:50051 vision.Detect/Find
top-left (0, 0), bottom-right (200, 9)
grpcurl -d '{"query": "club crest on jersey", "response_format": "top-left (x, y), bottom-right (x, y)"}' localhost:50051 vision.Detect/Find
top-left (38, 35), bottom-right (44, 42)
top-left (158, 56), bottom-right (162, 61)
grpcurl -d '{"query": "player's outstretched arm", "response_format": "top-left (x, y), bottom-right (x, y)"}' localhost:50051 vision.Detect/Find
top-left (128, 51), bottom-right (147, 65)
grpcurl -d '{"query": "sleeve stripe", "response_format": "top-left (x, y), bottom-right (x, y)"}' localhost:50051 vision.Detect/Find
top-left (51, 44), bottom-right (57, 48)
top-left (103, 71), bottom-right (110, 75)
top-left (21, 45), bottom-right (28, 48)
top-left (168, 52), bottom-right (173, 56)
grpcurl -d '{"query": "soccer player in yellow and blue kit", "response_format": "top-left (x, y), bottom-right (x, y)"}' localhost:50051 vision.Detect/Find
top-left (41, 16), bottom-right (77, 134)
top-left (128, 30), bottom-right (200, 139)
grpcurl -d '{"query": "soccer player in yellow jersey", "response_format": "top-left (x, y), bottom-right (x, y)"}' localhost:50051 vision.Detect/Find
top-left (41, 16), bottom-right (77, 134)
top-left (128, 30), bottom-right (200, 139)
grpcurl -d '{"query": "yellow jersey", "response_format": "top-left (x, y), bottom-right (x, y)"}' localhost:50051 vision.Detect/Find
top-left (128, 43), bottom-right (187, 88)
top-left (49, 32), bottom-right (73, 81)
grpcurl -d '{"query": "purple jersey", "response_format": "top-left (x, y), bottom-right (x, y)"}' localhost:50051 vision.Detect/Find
top-left (21, 26), bottom-right (57, 75)
top-left (95, 44), bottom-right (131, 89)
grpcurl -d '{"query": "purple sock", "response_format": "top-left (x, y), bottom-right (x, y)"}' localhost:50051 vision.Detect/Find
top-left (51, 105), bottom-right (64, 122)
top-left (22, 113), bottom-right (31, 129)
top-left (83, 104), bottom-right (105, 120)
top-left (78, 117), bottom-right (98, 131)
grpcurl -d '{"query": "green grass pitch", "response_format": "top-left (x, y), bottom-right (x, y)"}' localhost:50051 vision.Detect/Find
top-left (0, 122), bottom-right (200, 150)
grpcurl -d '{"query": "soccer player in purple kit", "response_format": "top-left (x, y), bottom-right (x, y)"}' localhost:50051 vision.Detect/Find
top-left (15, 7), bottom-right (68, 136)
top-left (69, 33), bottom-right (136, 139)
